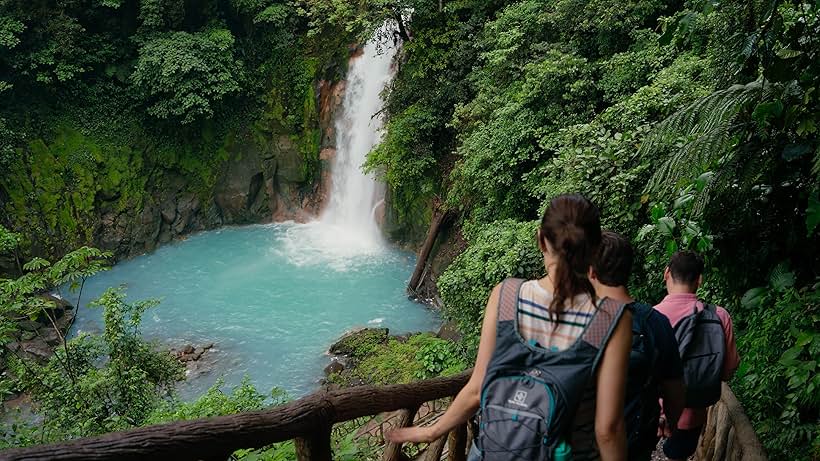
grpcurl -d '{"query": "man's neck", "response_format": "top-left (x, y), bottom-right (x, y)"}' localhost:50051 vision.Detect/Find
top-left (666, 284), bottom-right (697, 295)
top-left (597, 285), bottom-right (633, 303)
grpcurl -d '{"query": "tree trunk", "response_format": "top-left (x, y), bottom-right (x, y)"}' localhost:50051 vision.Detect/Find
top-left (408, 209), bottom-right (450, 295)
top-left (394, 12), bottom-right (410, 42)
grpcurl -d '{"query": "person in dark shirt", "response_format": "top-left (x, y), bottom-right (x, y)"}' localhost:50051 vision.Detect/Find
top-left (590, 231), bottom-right (686, 460)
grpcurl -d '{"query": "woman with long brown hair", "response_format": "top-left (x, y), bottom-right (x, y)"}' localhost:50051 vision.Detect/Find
top-left (388, 194), bottom-right (632, 461)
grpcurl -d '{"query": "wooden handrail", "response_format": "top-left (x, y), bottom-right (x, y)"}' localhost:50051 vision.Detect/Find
top-left (0, 371), bottom-right (471, 461)
top-left (696, 383), bottom-right (767, 461)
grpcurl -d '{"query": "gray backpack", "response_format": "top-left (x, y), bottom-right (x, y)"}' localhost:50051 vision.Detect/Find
top-left (476, 278), bottom-right (626, 460)
top-left (673, 302), bottom-right (725, 407)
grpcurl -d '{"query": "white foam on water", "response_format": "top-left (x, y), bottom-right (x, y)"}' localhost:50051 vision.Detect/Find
top-left (271, 221), bottom-right (387, 271)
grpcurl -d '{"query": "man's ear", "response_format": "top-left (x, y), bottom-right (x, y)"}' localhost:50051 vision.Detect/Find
top-left (663, 267), bottom-right (671, 281)
top-left (696, 274), bottom-right (703, 289)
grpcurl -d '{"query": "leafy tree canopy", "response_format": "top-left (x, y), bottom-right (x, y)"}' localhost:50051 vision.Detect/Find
top-left (131, 28), bottom-right (243, 124)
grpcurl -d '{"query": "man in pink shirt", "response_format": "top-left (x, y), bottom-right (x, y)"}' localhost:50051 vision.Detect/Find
top-left (654, 251), bottom-right (740, 460)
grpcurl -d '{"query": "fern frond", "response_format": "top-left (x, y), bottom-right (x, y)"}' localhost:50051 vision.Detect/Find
top-left (642, 81), bottom-right (767, 197)
top-left (769, 263), bottom-right (796, 292)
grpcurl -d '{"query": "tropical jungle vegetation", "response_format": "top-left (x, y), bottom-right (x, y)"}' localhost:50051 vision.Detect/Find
top-left (1, 0), bottom-right (819, 459)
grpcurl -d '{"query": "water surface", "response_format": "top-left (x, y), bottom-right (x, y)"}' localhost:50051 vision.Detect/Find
top-left (68, 223), bottom-right (439, 398)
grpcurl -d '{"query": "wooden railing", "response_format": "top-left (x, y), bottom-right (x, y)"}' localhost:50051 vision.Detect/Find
top-left (0, 371), bottom-right (471, 461)
top-left (0, 373), bottom-right (769, 461)
top-left (696, 383), bottom-right (767, 461)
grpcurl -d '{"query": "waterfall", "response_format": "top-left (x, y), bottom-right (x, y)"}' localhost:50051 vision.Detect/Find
top-left (320, 26), bottom-right (399, 249)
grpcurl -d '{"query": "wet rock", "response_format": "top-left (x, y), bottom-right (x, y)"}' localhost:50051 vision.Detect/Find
top-left (42, 293), bottom-right (72, 310)
top-left (17, 321), bottom-right (41, 332)
top-left (160, 197), bottom-right (177, 224)
top-left (329, 328), bottom-right (389, 357)
top-left (319, 147), bottom-right (336, 161)
top-left (323, 355), bottom-right (352, 375)
top-left (173, 194), bottom-right (200, 234)
top-left (324, 360), bottom-right (345, 375)
top-left (20, 340), bottom-right (52, 361)
top-left (55, 309), bottom-right (76, 332)
top-left (39, 329), bottom-right (62, 347)
top-left (437, 321), bottom-right (462, 342)
top-left (173, 343), bottom-right (214, 364)
top-left (318, 79), bottom-right (346, 148)
top-left (214, 146), bottom-right (271, 224)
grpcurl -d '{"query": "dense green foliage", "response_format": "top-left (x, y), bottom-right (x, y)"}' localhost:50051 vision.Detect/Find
top-left (437, 220), bottom-right (541, 343)
top-left (733, 269), bottom-right (820, 456)
top-left (0, 0), bottom-right (351, 256)
top-left (4, 288), bottom-right (184, 443)
top-left (312, 0), bottom-right (820, 457)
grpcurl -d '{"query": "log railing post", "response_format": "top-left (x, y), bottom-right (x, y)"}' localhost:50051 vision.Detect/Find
top-left (447, 423), bottom-right (467, 461)
top-left (420, 434), bottom-right (447, 461)
top-left (382, 406), bottom-right (420, 461)
top-left (295, 424), bottom-right (333, 461)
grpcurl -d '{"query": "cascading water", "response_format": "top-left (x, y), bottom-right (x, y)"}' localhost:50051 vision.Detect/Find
top-left (320, 27), bottom-right (399, 250)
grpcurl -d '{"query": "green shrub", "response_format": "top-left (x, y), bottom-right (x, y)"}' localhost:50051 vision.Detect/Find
top-left (438, 220), bottom-right (543, 347)
top-left (733, 274), bottom-right (820, 461)
top-left (344, 334), bottom-right (466, 385)
top-left (146, 377), bottom-right (283, 424)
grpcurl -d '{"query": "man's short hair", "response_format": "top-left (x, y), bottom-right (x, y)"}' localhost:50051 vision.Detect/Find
top-left (668, 250), bottom-right (704, 286)
top-left (593, 231), bottom-right (633, 287)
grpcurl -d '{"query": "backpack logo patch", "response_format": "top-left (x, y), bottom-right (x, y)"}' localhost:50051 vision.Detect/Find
top-left (509, 390), bottom-right (528, 407)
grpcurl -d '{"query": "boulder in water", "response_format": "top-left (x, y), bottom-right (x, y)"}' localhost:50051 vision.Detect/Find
top-left (329, 328), bottom-right (389, 357)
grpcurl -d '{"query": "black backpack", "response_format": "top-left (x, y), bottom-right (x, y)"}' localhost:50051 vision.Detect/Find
top-left (673, 302), bottom-right (725, 407)
top-left (625, 303), bottom-right (660, 451)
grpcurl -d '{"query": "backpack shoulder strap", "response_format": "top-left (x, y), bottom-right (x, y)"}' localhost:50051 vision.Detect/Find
top-left (497, 278), bottom-right (525, 322)
top-left (697, 301), bottom-right (723, 323)
top-left (582, 297), bottom-right (627, 372)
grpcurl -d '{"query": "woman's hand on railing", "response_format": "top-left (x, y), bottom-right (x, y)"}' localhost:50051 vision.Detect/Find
top-left (385, 425), bottom-right (438, 444)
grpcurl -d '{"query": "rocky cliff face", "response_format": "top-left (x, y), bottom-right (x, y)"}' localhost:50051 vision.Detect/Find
top-left (0, 78), bottom-right (347, 269)
top-left (99, 79), bottom-right (347, 260)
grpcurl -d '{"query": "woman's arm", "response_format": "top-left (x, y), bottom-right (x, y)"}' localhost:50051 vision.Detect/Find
top-left (385, 283), bottom-right (502, 443)
top-left (594, 309), bottom-right (632, 461)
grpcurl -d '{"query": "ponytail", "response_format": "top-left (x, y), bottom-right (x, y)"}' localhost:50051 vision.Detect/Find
top-left (539, 194), bottom-right (601, 317)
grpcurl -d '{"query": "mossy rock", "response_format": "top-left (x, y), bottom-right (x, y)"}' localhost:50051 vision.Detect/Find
top-left (328, 328), bottom-right (389, 357)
